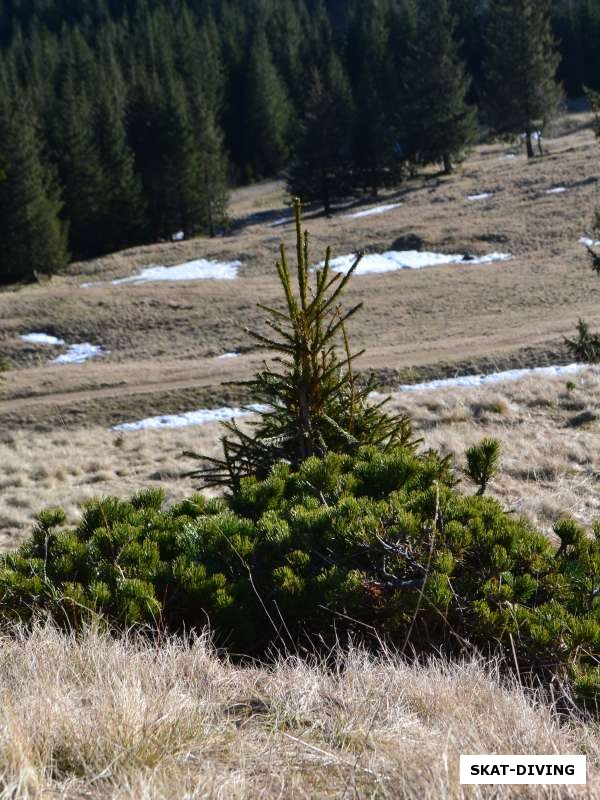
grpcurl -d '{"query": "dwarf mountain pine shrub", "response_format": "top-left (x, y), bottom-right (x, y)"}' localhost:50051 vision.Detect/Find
top-left (0, 447), bottom-right (599, 706)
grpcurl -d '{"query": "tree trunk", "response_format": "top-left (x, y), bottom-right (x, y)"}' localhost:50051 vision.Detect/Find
top-left (443, 152), bottom-right (452, 174)
top-left (322, 170), bottom-right (331, 217)
top-left (525, 131), bottom-right (534, 159)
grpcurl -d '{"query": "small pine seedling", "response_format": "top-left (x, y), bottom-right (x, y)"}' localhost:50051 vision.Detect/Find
top-left (465, 437), bottom-right (501, 495)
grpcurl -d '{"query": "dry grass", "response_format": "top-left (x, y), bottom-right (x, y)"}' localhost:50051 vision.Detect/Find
top-left (0, 624), bottom-right (594, 799)
top-left (2, 366), bottom-right (599, 548)
top-left (389, 366), bottom-right (600, 537)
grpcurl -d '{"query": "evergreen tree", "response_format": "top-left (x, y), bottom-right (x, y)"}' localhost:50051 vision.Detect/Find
top-left (95, 85), bottom-right (146, 252)
top-left (51, 64), bottom-right (106, 257)
top-left (197, 105), bottom-right (229, 236)
top-left (287, 53), bottom-right (354, 215)
top-left (402, 0), bottom-right (478, 173)
top-left (347, 0), bottom-right (400, 194)
top-left (484, 0), bottom-right (562, 158)
top-left (158, 76), bottom-right (205, 238)
top-left (190, 198), bottom-right (413, 489)
top-left (242, 30), bottom-right (291, 180)
top-left (0, 98), bottom-right (68, 284)
top-left (266, 0), bottom-right (304, 106)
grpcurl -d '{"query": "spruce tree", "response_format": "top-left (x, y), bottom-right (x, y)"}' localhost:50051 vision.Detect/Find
top-left (242, 30), bottom-right (291, 180)
top-left (51, 66), bottom-right (106, 257)
top-left (347, 0), bottom-right (400, 194)
top-left (190, 198), bottom-right (413, 490)
top-left (401, 0), bottom-right (478, 174)
top-left (95, 85), bottom-right (146, 252)
top-left (287, 54), bottom-right (354, 215)
top-left (0, 98), bottom-right (68, 284)
top-left (197, 105), bottom-right (229, 237)
top-left (158, 76), bottom-right (205, 238)
top-left (484, 0), bottom-right (562, 158)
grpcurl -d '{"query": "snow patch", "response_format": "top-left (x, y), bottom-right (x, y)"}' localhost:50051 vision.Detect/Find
top-left (112, 403), bottom-right (269, 432)
top-left (580, 236), bottom-right (600, 248)
top-left (499, 154), bottom-right (517, 160)
top-left (269, 216), bottom-right (293, 227)
top-left (398, 364), bottom-right (586, 393)
top-left (20, 333), bottom-right (65, 346)
top-left (546, 186), bottom-right (567, 194)
top-left (21, 332), bottom-right (105, 364)
top-left (171, 231), bottom-right (185, 241)
top-left (320, 250), bottom-right (512, 276)
top-left (216, 352), bottom-right (240, 359)
top-left (346, 202), bottom-right (402, 219)
top-left (110, 259), bottom-right (241, 285)
top-left (51, 343), bottom-right (106, 365)
top-left (468, 193), bottom-right (492, 201)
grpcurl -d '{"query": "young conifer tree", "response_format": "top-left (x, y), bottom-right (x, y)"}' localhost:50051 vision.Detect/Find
top-left (483, 0), bottom-right (562, 158)
top-left (190, 198), bottom-right (413, 491)
top-left (402, 0), bottom-right (478, 174)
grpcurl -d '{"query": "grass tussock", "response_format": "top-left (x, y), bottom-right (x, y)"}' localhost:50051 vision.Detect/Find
top-left (0, 625), bottom-right (596, 799)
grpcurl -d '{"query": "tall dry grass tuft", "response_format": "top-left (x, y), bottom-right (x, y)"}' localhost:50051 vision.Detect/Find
top-left (0, 625), bottom-right (596, 798)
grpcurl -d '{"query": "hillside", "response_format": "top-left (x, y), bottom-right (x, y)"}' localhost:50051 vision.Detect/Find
top-left (0, 110), bottom-right (599, 547)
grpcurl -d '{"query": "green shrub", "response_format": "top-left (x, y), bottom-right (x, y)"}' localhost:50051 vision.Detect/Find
top-left (1, 445), bottom-right (598, 706)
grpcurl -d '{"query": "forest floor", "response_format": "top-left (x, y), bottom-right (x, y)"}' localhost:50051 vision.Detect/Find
top-left (1, 108), bottom-right (600, 546)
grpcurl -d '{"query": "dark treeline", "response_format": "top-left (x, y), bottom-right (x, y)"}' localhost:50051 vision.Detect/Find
top-left (0, 0), bottom-right (595, 282)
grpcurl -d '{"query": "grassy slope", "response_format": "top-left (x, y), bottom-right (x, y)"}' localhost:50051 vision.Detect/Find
top-left (0, 110), bottom-right (599, 430)
top-left (0, 626), bottom-right (597, 799)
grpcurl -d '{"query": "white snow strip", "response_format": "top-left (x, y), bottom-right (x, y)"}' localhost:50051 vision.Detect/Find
top-left (320, 250), bottom-right (512, 276)
top-left (51, 343), bottom-right (105, 365)
top-left (270, 216), bottom-right (293, 227)
top-left (112, 403), bottom-right (269, 432)
top-left (346, 202), bottom-right (402, 219)
top-left (580, 236), bottom-right (600, 248)
top-left (468, 193), bottom-right (492, 201)
top-left (398, 364), bottom-right (587, 393)
top-left (499, 154), bottom-right (517, 160)
top-left (110, 259), bottom-right (240, 285)
top-left (546, 186), bottom-right (567, 194)
top-left (216, 352), bottom-right (240, 359)
top-left (171, 231), bottom-right (185, 241)
top-left (20, 332), bottom-right (65, 346)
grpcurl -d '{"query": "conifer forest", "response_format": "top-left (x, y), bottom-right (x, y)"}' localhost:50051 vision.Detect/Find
top-left (0, 0), bottom-right (597, 280)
